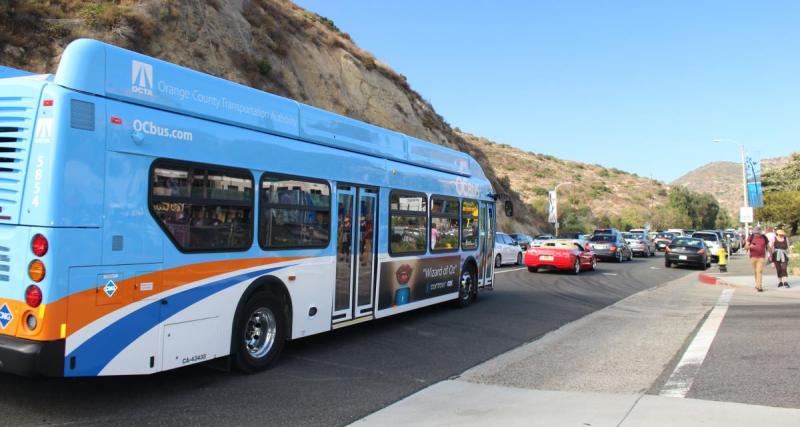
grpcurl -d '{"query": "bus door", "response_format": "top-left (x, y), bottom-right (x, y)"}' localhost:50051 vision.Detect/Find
top-left (482, 203), bottom-right (495, 288)
top-left (333, 185), bottom-right (378, 324)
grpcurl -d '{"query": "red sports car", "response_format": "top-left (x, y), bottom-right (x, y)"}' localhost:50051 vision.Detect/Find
top-left (524, 239), bottom-right (597, 274)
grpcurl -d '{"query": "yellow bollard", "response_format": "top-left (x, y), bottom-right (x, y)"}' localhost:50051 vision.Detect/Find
top-left (718, 247), bottom-right (727, 272)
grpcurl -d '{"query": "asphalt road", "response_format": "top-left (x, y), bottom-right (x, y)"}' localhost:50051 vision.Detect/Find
top-left (0, 255), bottom-right (693, 426)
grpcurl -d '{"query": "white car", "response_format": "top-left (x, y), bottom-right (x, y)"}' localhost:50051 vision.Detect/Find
top-left (691, 231), bottom-right (722, 262)
top-left (494, 232), bottom-right (523, 267)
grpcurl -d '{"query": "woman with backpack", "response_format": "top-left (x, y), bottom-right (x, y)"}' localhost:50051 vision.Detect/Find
top-left (746, 226), bottom-right (770, 292)
top-left (772, 228), bottom-right (792, 288)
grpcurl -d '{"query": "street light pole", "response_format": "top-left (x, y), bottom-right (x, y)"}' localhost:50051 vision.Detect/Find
top-left (713, 139), bottom-right (749, 237)
top-left (553, 182), bottom-right (572, 238)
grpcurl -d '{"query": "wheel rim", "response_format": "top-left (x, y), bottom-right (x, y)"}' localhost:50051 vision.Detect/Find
top-left (460, 270), bottom-right (473, 301)
top-left (495, 255), bottom-right (501, 268)
top-left (592, 257), bottom-right (597, 270)
top-left (574, 258), bottom-right (580, 274)
top-left (244, 307), bottom-right (277, 359)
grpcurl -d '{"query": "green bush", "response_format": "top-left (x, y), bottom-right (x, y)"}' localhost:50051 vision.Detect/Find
top-left (256, 59), bottom-right (271, 76)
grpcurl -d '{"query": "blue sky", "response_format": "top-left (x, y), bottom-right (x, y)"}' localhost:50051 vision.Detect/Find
top-left (294, 0), bottom-right (799, 182)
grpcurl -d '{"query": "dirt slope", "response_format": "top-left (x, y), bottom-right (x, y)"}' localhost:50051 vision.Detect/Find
top-left (1, 0), bottom-right (674, 233)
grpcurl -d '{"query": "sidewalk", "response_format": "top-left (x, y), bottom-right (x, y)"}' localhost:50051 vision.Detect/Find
top-left (700, 252), bottom-right (800, 292)
top-left (354, 380), bottom-right (800, 426)
top-left (353, 258), bottom-right (800, 426)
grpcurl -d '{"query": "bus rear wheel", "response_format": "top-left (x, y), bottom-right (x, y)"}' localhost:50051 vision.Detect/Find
top-left (232, 292), bottom-right (287, 373)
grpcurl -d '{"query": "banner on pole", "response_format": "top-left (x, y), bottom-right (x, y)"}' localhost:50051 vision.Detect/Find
top-left (745, 156), bottom-right (764, 208)
top-left (548, 190), bottom-right (557, 224)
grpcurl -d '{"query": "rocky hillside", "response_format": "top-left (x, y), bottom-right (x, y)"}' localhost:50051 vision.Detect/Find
top-left (673, 154), bottom-right (795, 217)
top-left (1, 0), bottom-right (671, 233)
top-left (459, 132), bottom-right (668, 225)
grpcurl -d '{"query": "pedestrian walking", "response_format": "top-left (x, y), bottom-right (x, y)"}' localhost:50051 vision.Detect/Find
top-left (772, 228), bottom-right (792, 288)
top-left (765, 226), bottom-right (776, 248)
top-left (746, 226), bottom-right (770, 292)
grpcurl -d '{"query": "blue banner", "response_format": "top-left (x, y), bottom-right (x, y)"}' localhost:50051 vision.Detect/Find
top-left (746, 156), bottom-right (764, 208)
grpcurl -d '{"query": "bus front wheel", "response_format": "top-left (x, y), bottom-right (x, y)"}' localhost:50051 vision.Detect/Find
top-left (454, 267), bottom-right (476, 308)
top-left (232, 292), bottom-right (287, 373)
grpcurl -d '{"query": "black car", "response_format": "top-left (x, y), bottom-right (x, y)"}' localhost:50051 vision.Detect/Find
top-left (509, 233), bottom-right (534, 251)
top-left (587, 234), bottom-right (632, 262)
top-left (664, 237), bottom-right (710, 270)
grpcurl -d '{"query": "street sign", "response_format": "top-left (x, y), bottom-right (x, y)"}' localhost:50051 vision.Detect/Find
top-left (739, 206), bottom-right (753, 223)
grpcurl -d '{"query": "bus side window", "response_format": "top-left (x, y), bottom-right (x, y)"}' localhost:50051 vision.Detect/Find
top-left (150, 161), bottom-right (254, 252)
top-left (389, 191), bottom-right (427, 255)
top-left (260, 174), bottom-right (331, 249)
top-left (430, 196), bottom-right (459, 252)
top-left (461, 199), bottom-right (479, 250)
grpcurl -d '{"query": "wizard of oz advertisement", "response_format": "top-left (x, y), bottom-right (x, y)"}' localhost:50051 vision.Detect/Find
top-left (378, 256), bottom-right (461, 310)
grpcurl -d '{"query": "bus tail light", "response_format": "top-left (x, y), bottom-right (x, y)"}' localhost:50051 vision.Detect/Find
top-left (28, 260), bottom-right (46, 282)
top-left (26, 285), bottom-right (43, 308)
top-left (32, 234), bottom-right (48, 257)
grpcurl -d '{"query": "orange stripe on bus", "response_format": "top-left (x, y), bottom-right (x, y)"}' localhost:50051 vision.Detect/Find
top-left (2, 257), bottom-right (303, 342)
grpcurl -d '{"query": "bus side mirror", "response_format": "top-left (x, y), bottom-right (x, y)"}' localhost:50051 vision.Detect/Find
top-left (504, 201), bottom-right (513, 217)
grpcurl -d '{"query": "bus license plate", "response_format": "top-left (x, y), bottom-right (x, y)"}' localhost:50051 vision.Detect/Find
top-left (679, 255), bottom-right (687, 260)
top-left (540, 255), bottom-right (554, 261)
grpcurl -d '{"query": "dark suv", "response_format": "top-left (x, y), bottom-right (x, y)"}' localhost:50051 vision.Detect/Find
top-left (509, 233), bottom-right (534, 251)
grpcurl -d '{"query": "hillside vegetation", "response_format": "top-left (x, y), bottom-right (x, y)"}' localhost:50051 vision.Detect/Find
top-left (0, 0), bottom-right (728, 233)
top-left (673, 154), bottom-right (795, 218)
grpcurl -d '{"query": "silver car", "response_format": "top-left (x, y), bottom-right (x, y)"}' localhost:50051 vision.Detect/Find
top-left (622, 232), bottom-right (656, 257)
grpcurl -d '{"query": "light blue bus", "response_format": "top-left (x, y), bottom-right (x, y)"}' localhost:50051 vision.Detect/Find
top-left (0, 39), bottom-right (499, 376)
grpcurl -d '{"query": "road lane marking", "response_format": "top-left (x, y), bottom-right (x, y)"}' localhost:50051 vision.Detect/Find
top-left (494, 267), bottom-right (526, 274)
top-left (602, 273), bottom-right (618, 276)
top-left (659, 288), bottom-right (735, 398)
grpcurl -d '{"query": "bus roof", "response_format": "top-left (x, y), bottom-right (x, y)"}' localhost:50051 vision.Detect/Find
top-left (51, 39), bottom-right (481, 179)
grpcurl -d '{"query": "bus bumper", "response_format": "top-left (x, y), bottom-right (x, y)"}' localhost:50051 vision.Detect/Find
top-left (0, 335), bottom-right (64, 376)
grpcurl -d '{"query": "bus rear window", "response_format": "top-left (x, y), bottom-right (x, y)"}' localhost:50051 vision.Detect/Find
top-left (390, 192), bottom-right (427, 255)
top-left (150, 160), bottom-right (254, 252)
top-left (260, 174), bottom-right (331, 249)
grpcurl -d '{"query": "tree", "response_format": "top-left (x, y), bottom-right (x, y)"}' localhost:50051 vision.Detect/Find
top-left (757, 191), bottom-right (800, 235)
top-left (759, 153), bottom-right (800, 235)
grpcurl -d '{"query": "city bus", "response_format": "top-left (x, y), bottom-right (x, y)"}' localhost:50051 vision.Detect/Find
top-left (0, 39), bottom-right (500, 376)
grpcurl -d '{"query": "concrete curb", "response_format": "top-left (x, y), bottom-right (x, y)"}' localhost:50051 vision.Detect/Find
top-left (697, 272), bottom-right (736, 287)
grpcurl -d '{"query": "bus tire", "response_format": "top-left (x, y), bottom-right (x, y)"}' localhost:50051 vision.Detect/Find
top-left (454, 267), bottom-right (476, 308)
top-left (232, 292), bottom-right (287, 373)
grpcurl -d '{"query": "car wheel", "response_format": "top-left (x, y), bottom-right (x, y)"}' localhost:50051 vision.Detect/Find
top-left (495, 254), bottom-right (502, 268)
top-left (591, 257), bottom-right (597, 271)
top-left (516, 252), bottom-right (522, 266)
top-left (617, 251), bottom-right (623, 263)
top-left (232, 292), bottom-right (287, 373)
top-left (665, 260), bottom-right (671, 268)
top-left (454, 267), bottom-right (475, 308)
top-left (572, 257), bottom-right (581, 275)
top-left (528, 266), bottom-right (538, 273)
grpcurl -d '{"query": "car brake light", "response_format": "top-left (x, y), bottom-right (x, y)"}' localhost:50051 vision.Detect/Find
top-left (25, 285), bottom-right (42, 308)
top-left (698, 249), bottom-right (705, 254)
top-left (610, 245), bottom-right (617, 251)
top-left (31, 234), bottom-right (48, 257)
top-left (28, 260), bottom-right (46, 282)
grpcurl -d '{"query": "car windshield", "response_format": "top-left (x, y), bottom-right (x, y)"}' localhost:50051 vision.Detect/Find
top-left (672, 238), bottom-right (703, 247)
top-left (693, 233), bottom-right (717, 241)
top-left (591, 235), bottom-right (615, 242)
top-left (657, 233), bottom-right (674, 239)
